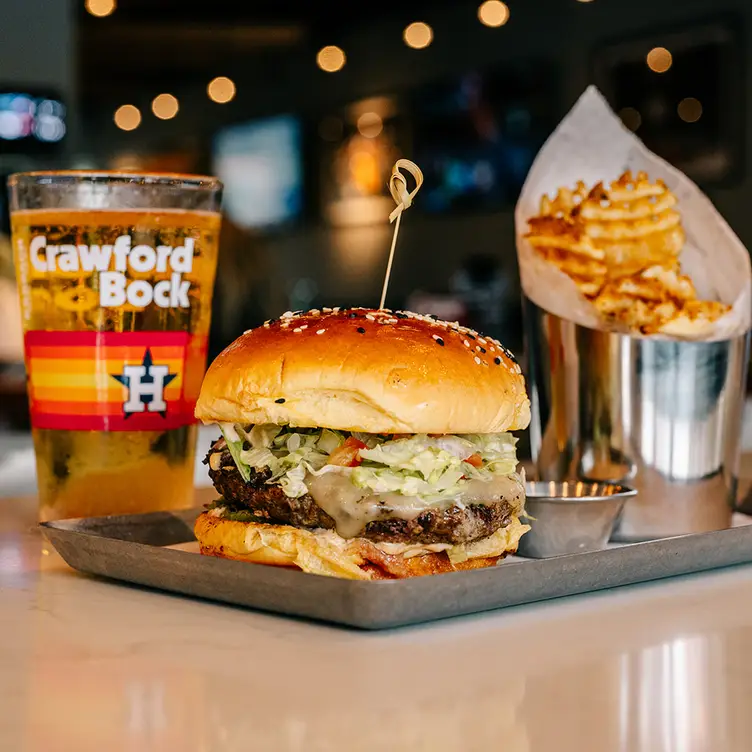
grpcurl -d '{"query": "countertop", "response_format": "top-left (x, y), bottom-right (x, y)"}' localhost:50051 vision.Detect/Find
top-left (4, 492), bottom-right (752, 751)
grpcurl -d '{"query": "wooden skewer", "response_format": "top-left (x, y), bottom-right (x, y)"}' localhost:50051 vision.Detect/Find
top-left (379, 159), bottom-right (424, 310)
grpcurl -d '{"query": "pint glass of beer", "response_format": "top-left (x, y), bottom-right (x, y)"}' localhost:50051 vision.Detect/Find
top-left (8, 172), bottom-right (222, 521)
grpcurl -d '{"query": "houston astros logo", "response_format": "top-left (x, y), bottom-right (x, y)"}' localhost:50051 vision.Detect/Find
top-left (111, 349), bottom-right (177, 418)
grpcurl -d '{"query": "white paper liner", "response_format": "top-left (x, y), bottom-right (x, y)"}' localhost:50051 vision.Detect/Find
top-left (515, 86), bottom-right (751, 341)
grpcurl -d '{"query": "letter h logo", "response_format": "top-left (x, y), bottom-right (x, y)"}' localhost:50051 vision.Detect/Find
top-left (111, 349), bottom-right (177, 417)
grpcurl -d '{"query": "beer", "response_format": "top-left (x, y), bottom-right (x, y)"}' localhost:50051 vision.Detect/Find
top-left (11, 196), bottom-right (221, 521)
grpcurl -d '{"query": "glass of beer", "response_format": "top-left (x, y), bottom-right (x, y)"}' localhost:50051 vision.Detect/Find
top-left (8, 172), bottom-right (222, 521)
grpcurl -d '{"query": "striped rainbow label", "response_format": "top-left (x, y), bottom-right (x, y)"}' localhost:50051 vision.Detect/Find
top-left (24, 330), bottom-right (207, 431)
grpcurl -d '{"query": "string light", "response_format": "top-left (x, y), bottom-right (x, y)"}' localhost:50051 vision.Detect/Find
top-left (678, 97), bottom-right (702, 123)
top-left (478, 1), bottom-right (509, 27)
top-left (646, 47), bottom-right (672, 73)
top-left (207, 77), bottom-right (236, 103)
top-left (151, 93), bottom-right (179, 120)
top-left (316, 46), bottom-right (346, 72)
top-left (114, 105), bottom-right (141, 131)
top-left (403, 22), bottom-right (433, 49)
top-left (85, 0), bottom-right (116, 17)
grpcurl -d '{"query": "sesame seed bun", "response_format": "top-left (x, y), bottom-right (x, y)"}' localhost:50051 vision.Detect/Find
top-left (195, 308), bottom-right (531, 434)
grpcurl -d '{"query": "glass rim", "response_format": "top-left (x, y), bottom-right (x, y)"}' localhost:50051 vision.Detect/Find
top-left (7, 170), bottom-right (221, 190)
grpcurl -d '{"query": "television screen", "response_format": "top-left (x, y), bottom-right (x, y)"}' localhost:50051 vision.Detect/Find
top-left (410, 61), bottom-right (557, 213)
top-left (212, 115), bottom-right (303, 229)
top-left (0, 89), bottom-right (66, 152)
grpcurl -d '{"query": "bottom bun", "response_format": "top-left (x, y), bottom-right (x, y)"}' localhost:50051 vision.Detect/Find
top-left (194, 511), bottom-right (529, 580)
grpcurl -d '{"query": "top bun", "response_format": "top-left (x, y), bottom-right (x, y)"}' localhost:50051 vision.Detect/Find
top-left (195, 308), bottom-right (530, 434)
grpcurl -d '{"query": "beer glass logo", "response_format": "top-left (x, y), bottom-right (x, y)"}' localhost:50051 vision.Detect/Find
top-left (111, 349), bottom-right (178, 418)
top-left (24, 330), bottom-right (204, 431)
top-left (26, 234), bottom-right (195, 309)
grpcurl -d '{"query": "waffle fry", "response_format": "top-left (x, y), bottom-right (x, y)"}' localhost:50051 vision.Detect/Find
top-left (546, 250), bottom-right (607, 281)
top-left (525, 170), bottom-right (730, 336)
top-left (569, 276), bottom-right (604, 297)
top-left (658, 300), bottom-right (731, 338)
top-left (579, 191), bottom-right (677, 222)
top-left (539, 181), bottom-right (589, 217)
top-left (599, 227), bottom-right (685, 278)
top-left (640, 265), bottom-right (696, 301)
top-left (599, 170), bottom-right (667, 202)
top-left (526, 217), bottom-right (605, 261)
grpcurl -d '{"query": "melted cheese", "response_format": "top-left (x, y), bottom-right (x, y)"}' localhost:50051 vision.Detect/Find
top-left (305, 470), bottom-right (524, 539)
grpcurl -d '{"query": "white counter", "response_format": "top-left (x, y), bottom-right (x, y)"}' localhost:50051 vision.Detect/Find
top-left (3, 493), bottom-right (752, 751)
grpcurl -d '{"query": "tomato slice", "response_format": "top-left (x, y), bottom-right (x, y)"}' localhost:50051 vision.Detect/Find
top-left (327, 436), bottom-right (367, 467)
top-left (464, 453), bottom-right (483, 469)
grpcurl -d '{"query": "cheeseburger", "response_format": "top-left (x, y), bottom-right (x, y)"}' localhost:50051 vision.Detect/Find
top-left (194, 307), bottom-right (531, 579)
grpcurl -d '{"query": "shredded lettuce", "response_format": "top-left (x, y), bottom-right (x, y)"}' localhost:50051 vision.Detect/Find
top-left (278, 464), bottom-right (309, 498)
top-left (353, 434), bottom-right (517, 497)
top-left (219, 425), bottom-right (251, 482)
top-left (215, 424), bottom-right (519, 501)
top-left (249, 424), bottom-right (280, 449)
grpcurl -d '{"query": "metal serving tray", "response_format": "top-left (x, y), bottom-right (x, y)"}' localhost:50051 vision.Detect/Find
top-left (41, 509), bottom-right (752, 630)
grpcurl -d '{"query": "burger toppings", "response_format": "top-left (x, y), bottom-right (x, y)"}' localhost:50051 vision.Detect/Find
top-left (326, 436), bottom-right (367, 467)
top-left (205, 440), bottom-right (524, 546)
top-left (204, 474), bottom-right (522, 547)
top-left (208, 423), bottom-right (523, 539)
top-left (464, 453), bottom-right (483, 469)
top-left (216, 423), bottom-right (519, 501)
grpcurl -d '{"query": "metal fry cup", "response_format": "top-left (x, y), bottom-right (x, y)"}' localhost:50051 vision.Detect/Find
top-left (525, 297), bottom-right (750, 541)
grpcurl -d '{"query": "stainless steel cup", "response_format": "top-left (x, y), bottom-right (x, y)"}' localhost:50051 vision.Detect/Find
top-left (519, 481), bottom-right (636, 558)
top-left (524, 297), bottom-right (750, 541)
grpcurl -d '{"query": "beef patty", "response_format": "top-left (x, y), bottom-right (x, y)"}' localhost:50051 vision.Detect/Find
top-left (205, 439), bottom-right (520, 545)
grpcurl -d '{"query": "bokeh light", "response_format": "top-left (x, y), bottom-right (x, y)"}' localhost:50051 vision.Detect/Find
top-left (151, 93), bottom-right (179, 120)
top-left (357, 112), bottom-right (383, 139)
top-left (647, 47), bottom-right (672, 73)
top-left (207, 76), bottom-right (236, 103)
top-left (114, 104), bottom-right (141, 131)
top-left (316, 46), bottom-right (346, 72)
top-left (403, 22), bottom-right (433, 49)
top-left (618, 107), bottom-right (642, 132)
top-left (678, 97), bottom-right (703, 123)
top-left (478, 1), bottom-right (509, 27)
top-left (85, 0), bottom-right (116, 17)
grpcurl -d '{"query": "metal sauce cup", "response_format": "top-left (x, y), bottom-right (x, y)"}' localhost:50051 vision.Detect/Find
top-left (518, 481), bottom-right (637, 559)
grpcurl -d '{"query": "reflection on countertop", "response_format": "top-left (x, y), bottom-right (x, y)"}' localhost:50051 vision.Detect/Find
top-left (3, 494), bottom-right (752, 750)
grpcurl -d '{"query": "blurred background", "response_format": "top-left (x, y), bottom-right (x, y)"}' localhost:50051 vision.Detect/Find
top-left (0, 0), bottom-right (750, 435)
